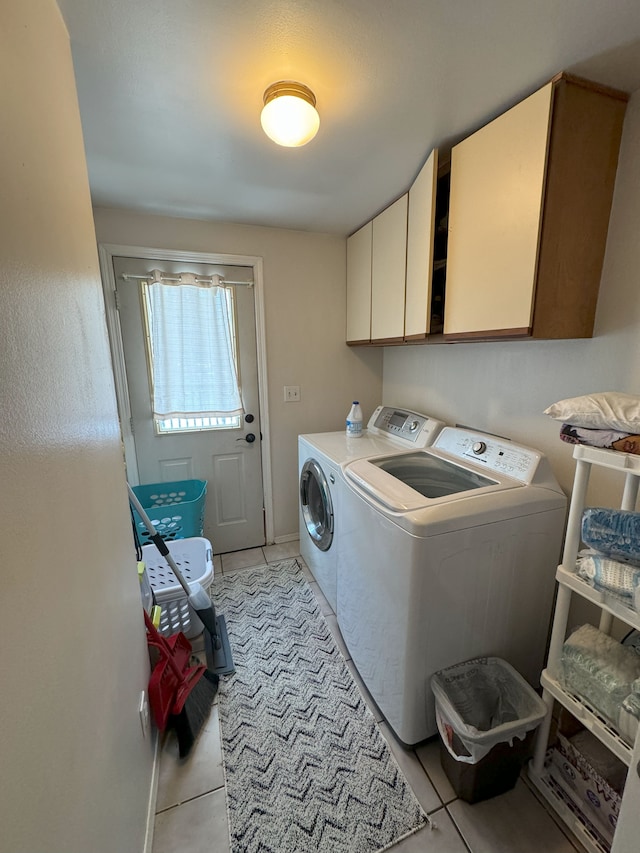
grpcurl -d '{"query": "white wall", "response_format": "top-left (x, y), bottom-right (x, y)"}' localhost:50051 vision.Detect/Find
top-left (0, 3), bottom-right (154, 851)
top-left (383, 89), bottom-right (640, 512)
top-left (92, 209), bottom-right (383, 542)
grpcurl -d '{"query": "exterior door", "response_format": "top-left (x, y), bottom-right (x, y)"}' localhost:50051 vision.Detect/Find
top-left (113, 255), bottom-right (265, 554)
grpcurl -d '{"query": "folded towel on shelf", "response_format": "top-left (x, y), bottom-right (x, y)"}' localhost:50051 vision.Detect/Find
top-left (560, 424), bottom-right (630, 448)
top-left (581, 508), bottom-right (640, 567)
top-left (559, 423), bottom-right (634, 450)
top-left (576, 550), bottom-right (640, 607)
top-left (561, 624), bottom-right (640, 728)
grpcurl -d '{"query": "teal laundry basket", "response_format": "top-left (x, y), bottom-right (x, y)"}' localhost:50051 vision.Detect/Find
top-left (131, 479), bottom-right (207, 544)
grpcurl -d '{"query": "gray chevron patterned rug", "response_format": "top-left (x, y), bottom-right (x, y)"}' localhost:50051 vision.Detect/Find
top-left (212, 558), bottom-right (428, 853)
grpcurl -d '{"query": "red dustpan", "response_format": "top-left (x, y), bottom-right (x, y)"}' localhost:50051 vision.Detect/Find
top-left (144, 610), bottom-right (218, 755)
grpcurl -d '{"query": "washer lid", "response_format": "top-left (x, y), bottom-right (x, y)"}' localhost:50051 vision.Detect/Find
top-left (345, 449), bottom-right (519, 513)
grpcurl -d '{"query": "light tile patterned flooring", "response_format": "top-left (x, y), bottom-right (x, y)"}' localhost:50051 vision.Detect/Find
top-left (151, 542), bottom-right (585, 853)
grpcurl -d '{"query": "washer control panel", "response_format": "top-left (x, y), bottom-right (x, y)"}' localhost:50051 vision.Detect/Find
top-left (369, 406), bottom-right (444, 447)
top-left (434, 428), bottom-right (541, 483)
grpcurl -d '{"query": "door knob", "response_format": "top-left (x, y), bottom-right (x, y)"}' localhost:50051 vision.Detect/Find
top-left (236, 433), bottom-right (256, 443)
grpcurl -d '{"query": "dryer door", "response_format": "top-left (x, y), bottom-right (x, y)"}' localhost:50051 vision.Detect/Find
top-left (300, 459), bottom-right (334, 551)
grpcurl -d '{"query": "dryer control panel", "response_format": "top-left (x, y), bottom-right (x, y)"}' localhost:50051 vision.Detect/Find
top-left (434, 428), bottom-right (542, 483)
top-left (369, 406), bottom-right (444, 448)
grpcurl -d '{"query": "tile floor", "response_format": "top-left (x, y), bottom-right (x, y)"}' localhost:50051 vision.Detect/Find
top-left (151, 542), bottom-right (585, 853)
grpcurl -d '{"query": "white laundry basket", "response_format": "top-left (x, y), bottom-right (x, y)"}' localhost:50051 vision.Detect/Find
top-left (142, 536), bottom-right (214, 639)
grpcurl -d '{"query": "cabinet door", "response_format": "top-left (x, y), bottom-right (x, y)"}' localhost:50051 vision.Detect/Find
top-left (405, 150), bottom-right (437, 340)
top-left (444, 82), bottom-right (553, 338)
top-left (371, 194), bottom-right (408, 342)
top-left (346, 221), bottom-right (372, 344)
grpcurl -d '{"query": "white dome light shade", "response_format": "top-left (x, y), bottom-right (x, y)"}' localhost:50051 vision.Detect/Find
top-left (261, 81), bottom-right (320, 147)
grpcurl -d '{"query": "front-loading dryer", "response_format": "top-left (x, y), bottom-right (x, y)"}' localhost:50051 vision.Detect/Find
top-left (298, 406), bottom-right (445, 612)
top-left (338, 426), bottom-right (568, 745)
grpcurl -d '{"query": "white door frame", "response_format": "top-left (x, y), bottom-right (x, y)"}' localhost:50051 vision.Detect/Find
top-left (97, 242), bottom-right (274, 545)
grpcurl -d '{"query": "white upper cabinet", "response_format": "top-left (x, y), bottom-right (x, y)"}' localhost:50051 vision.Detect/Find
top-left (346, 73), bottom-right (627, 347)
top-left (371, 194), bottom-right (408, 343)
top-left (405, 150), bottom-right (438, 340)
top-left (444, 74), bottom-right (628, 341)
top-left (445, 83), bottom-right (553, 337)
top-left (347, 164), bottom-right (442, 345)
top-left (346, 221), bottom-right (372, 344)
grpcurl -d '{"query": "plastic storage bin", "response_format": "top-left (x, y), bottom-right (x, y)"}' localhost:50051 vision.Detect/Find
top-left (431, 657), bottom-right (547, 803)
top-left (132, 479), bottom-right (206, 544)
top-left (142, 536), bottom-right (214, 639)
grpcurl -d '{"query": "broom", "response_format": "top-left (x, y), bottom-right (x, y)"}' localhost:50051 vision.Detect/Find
top-left (144, 610), bottom-right (219, 757)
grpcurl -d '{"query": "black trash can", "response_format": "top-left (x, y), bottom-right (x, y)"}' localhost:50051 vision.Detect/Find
top-left (431, 657), bottom-right (547, 803)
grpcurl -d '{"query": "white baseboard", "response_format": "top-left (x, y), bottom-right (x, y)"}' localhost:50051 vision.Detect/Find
top-left (272, 532), bottom-right (299, 544)
top-left (143, 730), bottom-right (160, 853)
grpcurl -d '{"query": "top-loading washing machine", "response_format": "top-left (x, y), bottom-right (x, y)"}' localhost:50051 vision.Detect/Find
top-left (337, 426), bottom-right (567, 745)
top-left (298, 406), bottom-right (445, 612)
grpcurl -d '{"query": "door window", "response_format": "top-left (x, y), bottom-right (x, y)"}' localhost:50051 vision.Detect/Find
top-left (141, 270), bottom-right (243, 434)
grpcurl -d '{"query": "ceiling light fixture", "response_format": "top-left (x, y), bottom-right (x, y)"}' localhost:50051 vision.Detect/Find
top-left (260, 81), bottom-right (320, 147)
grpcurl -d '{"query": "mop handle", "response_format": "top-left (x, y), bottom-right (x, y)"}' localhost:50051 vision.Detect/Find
top-left (127, 484), bottom-right (191, 598)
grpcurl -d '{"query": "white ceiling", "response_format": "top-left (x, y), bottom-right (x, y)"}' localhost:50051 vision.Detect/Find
top-left (58, 0), bottom-right (640, 236)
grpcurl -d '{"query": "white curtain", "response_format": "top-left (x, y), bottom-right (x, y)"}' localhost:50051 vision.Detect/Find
top-left (145, 271), bottom-right (243, 419)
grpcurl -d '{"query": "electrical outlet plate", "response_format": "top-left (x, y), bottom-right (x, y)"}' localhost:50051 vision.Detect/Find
top-left (284, 385), bottom-right (300, 402)
top-left (139, 691), bottom-right (150, 738)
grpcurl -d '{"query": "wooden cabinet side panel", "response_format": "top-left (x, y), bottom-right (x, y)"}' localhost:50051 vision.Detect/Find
top-left (405, 150), bottom-right (437, 338)
top-left (346, 221), bottom-right (372, 343)
top-left (444, 83), bottom-right (553, 336)
top-left (532, 80), bottom-right (628, 339)
top-left (371, 194), bottom-right (408, 341)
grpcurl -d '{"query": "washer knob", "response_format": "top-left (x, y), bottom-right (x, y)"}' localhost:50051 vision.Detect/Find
top-left (472, 441), bottom-right (486, 454)
top-left (409, 420), bottom-right (420, 432)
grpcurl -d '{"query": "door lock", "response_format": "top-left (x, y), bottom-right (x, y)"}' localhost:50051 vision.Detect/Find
top-left (237, 433), bottom-right (256, 443)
